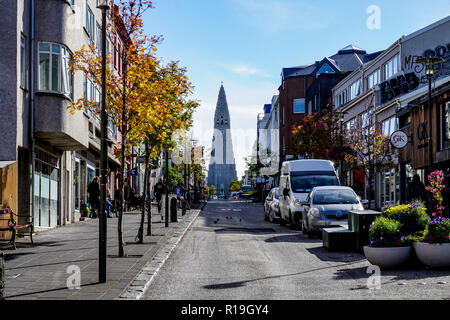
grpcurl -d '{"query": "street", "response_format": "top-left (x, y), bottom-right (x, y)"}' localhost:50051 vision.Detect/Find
top-left (143, 199), bottom-right (450, 300)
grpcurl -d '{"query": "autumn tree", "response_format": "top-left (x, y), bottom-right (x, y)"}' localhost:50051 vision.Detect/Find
top-left (229, 180), bottom-right (241, 192)
top-left (291, 106), bottom-right (341, 159)
top-left (344, 105), bottom-right (396, 209)
top-left (69, 0), bottom-right (163, 256)
top-left (130, 60), bottom-right (198, 242)
top-left (209, 185), bottom-right (216, 196)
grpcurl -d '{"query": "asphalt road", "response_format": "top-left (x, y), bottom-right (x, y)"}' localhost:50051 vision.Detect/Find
top-left (143, 199), bottom-right (450, 300)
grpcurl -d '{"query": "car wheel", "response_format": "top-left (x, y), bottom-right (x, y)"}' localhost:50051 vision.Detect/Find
top-left (279, 216), bottom-right (286, 226)
top-left (269, 209), bottom-right (274, 223)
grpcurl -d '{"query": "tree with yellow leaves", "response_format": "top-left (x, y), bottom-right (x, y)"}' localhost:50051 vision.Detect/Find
top-left (344, 103), bottom-right (396, 209)
top-left (68, 0), bottom-right (198, 255)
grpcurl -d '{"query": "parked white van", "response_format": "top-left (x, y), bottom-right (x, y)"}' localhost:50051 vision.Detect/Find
top-left (279, 159), bottom-right (340, 229)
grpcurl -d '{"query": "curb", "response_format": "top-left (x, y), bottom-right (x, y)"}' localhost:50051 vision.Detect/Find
top-left (117, 208), bottom-right (203, 300)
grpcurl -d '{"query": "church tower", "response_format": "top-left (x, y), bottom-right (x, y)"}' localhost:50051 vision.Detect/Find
top-left (207, 84), bottom-right (237, 196)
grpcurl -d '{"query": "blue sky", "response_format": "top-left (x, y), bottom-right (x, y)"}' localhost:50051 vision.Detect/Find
top-left (142, 0), bottom-right (450, 178)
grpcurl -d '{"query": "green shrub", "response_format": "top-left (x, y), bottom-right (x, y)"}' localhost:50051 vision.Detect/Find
top-left (423, 218), bottom-right (450, 244)
top-left (382, 201), bottom-right (429, 236)
top-left (368, 216), bottom-right (404, 247)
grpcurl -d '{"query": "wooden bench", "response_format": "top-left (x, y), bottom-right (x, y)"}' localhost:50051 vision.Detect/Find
top-left (0, 207), bottom-right (34, 250)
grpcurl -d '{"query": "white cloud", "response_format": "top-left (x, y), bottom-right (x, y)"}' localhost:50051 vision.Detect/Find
top-left (229, 65), bottom-right (260, 76)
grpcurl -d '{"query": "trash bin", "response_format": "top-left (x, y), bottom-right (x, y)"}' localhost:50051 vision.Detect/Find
top-left (170, 197), bottom-right (177, 222)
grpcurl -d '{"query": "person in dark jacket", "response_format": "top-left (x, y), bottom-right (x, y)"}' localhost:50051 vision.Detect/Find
top-left (87, 176), bottom-right (100, 218)
top-left (407, 174), bottom-right (426, 202)
top-left (154, 178), bottom-right (165, 218)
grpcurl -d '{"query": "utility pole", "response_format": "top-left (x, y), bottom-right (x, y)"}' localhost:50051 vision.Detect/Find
top-left (165, 149), bottom-right (169, 227)
top-left (97, 0), bottom-right (109, 284)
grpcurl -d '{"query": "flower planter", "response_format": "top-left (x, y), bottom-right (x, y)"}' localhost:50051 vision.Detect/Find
top-left (413, 242), bottom-right (450, 267)
top-left (363, 246), bottom-right (411, 268)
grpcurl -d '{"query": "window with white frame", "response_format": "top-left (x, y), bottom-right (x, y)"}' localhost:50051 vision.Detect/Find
top-left (20, 34), bottom-right (27, 89)
top-left (38, 42), bottom-right (72, 95)
top-left (382, 117), bottom-right (398, 137)
top-left (350, 80), bottom-right (361, 100)
top-left (83, 74), bottom-right (100, 125)
top-left (307, 100), bottom-right (312, 114)
top-left (345, 118), bottom-right (356, 133)
top-left (383, 54), bottom-right (400, 80)
top-left (85, 4), bottom-right (95, 45)
top-left (96, 23), bottom-right (102, 55)
top-left (366, 69), bottom-right (380, 89)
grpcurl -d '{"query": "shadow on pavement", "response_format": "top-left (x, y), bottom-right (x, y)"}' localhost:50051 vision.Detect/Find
top-left (214, 227), bottom-right (276, 234)
top-left (306, 246), bottom-right (366, 263)
top-left (203, 260), bottom-right (363, 290)
top-left (264, 234), bottom-right (319, 244)
top-left (5, 281), bottom-right (102, 299)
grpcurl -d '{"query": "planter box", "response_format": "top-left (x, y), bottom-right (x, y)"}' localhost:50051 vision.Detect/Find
top-left (322, 227), bottom-right (356, 251)
top-left (349, 210), bottom-right (382, 252)
top-left (363, 246), bottom-right (411, 268)
top-left (413, 242), bottom-right (450, 267)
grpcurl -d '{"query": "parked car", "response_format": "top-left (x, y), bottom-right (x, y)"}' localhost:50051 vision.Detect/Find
top-left (301, 186), bottom-right (364, 238)
top-left (264, 187), bottom-right (280, 222)
top-left (279, 159), bottom-right (340, 229)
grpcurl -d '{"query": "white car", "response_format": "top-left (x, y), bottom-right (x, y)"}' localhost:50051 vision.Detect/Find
top-left (279, 159), bottom-right (340, 229)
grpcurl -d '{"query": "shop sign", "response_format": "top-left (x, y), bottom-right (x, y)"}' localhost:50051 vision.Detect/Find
top-left (390, 130), bottom-right (408, 149)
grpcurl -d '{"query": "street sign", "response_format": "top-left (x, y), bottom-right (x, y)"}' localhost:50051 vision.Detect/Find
top-left (130, 167), bottom-right (138, 176)
top-left (390, 130), bottom-right (408, 149)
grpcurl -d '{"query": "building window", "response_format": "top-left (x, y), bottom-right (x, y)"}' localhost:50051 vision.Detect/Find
top-left (345, 118), bottom-right (356, 134)
top-left (20, 34), bottom-right (27, 89)
top-left (83, 74), bottom-right (101, 125)
top-left (383, 54), bottom-right (400, 81)
top-left (366, 69), bottom-right (380, 90)
top-left (382, 117), bottom-right (398, 137)
top-left (293, 98), bottom-right (305, 113)
top-left (442, 101), bottom-right (450, 150)
top-left (85, 4), bottom-right (95, 45)
top-left (307, 100), bottom-right (312, 115)
top-left (38, 42), bottom-right (72, 95)
top-left (96, 23), bottom-right (102, 55)
top-left (350, 80), bottom-right (361, 100)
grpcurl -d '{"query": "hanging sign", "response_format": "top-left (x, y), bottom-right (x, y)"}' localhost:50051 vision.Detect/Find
top-left (390, 130), bottom-right (408, 149)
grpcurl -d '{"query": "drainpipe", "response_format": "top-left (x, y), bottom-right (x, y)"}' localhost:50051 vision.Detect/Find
top-left (29, 0), bottom-right (36, 222)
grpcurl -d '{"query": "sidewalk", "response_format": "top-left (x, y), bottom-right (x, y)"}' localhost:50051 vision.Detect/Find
top-left (1, 204), bottom-right (201, 300)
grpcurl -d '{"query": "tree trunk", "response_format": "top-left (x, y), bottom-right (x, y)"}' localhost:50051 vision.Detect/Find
top-left (146, 162), bottom-right (152, 236)
top-left (137, 143), bottom-right (149, 243)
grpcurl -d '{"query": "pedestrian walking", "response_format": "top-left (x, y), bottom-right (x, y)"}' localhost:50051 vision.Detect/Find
top-left (106, 189), bottom-right (113, 218)
top-left (407, 174), bottom-right (426, 202)
top-left (154, 178), bottom-right (165, 221)
top-left (87, 176), bottom-right (100, 218)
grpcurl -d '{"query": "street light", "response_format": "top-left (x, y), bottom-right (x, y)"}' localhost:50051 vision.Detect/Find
top-left (415, 57), bottom-right (443, 174)
top-left (97, 0), bottom-right (109, 284)
top-left (416, 56), bottom-right (443, 214)
top-left (336, 110), bottom-right (347, 185)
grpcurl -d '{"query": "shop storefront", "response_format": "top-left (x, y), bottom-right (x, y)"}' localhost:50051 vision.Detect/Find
top-left (33, 148), bottom-right (60, 227)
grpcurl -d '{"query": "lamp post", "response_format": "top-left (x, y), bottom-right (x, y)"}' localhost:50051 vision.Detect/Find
top-left (97, 0), bottom-right (109, 284)
top-left (336, 110), bottom-right (347, 185)
top-left (415, 57), bottom-right (444, 174)
top-left (416, 56), bottom-right (443, 213)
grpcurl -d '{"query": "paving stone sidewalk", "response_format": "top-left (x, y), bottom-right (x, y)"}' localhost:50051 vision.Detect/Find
top-left (1, 204), bottom-right (202, 300)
